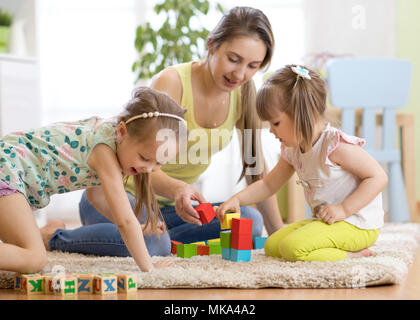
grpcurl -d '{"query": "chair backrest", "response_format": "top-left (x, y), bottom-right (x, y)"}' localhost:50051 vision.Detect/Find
top-left (326, 57), bottom-right (412, 162)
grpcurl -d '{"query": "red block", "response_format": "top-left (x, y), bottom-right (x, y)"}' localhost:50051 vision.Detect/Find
top-left (231, 233), bottom-right (253, 250)
top-left (171, 240), bottom-right (182, 254)
top-left (231, 218), bottom-right (253, 235)
top-left (197, 245), bottom-right (210, 256)
top-left (195, 203), bottom-right (216, 224)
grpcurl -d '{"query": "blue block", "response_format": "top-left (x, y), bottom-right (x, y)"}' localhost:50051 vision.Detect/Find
top-left (221, 248), bottom-right (231, 260)
top-left (253, 236), bottom-right (267, 249)
top-left (230, 249), bottom-right (251, 262)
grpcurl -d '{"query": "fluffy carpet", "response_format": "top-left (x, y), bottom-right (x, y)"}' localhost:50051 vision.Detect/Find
top-left (0, 223), bottom-right (418, 289)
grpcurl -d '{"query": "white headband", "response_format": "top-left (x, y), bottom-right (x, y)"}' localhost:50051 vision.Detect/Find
top-left (125, 111), bottom-right (186, 125)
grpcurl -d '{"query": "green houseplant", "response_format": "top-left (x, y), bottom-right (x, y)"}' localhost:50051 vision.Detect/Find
top-left (132, 0), bottom-right (224, 81)
top-left (0, 8), bottom-right (12, 53)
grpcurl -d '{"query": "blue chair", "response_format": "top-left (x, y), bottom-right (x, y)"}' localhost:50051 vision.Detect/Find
top-left (326, 57), bottom-right (412, 222)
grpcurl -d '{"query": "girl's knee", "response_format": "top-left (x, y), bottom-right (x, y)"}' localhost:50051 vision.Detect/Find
top-left (264, 233), bottom-right (282, 258)
top-left (240, 206), bottom-right (263, 237)
top-left (146, 232), bottom-right (171, 257)
top-left (278, 237), bottom-right (304, 262)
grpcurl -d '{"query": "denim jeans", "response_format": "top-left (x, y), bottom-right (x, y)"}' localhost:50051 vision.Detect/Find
top-left (49, 190), bottom-right (263, 257)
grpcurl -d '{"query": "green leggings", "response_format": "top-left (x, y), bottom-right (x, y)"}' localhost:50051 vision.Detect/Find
top-left (264, 219), bottom-right (380, 262)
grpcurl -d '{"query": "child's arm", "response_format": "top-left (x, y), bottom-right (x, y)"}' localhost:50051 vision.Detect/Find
top-left (87, 143), bottom-right (173, 271)
top-left (317, 142), bottom-right (388, 225)
top-left (216, 157), bottom-right (295, 222)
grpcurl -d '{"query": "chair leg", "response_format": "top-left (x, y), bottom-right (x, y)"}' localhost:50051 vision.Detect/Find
top-left (388, 161), bottom-right (410, 222)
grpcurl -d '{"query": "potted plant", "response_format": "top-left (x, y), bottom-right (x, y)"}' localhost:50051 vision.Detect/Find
top-left (0, 8), bottom-right (12, 53)
top-left (132, 0), bottom-right (224, 82)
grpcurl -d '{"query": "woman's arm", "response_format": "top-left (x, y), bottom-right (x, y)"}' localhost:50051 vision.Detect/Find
top-left (216, 158), bottom-right (295, 233)
top-left (317, 142), bottom-right (388, 224)
top-left (87, 144), bottom-right (158, 271)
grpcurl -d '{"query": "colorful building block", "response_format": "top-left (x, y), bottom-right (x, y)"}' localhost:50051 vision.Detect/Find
top-left (230, 249), bottom-right (251, 262)
top-left (191, 241), bottom-right (206, 245)
top-left (177, 243), bottom-right (197, 258)
top-left (94, 274), bottom-right (117, 295)
top-left (208, 242), bottom-right (222, 255)
top-left (220, 231), bottom-right (231, 249)
top-left (21, 274), bottom-right (44, 295)
top-left (196, 244), bottom-right (210, 256)
top-left (195, 203), bottom-right (216, 224)
top-left (13, 273), bottom-right (22, 291)
top-left (117, 274), bottom-right (137, 293)
top-left (231, 232), bottom-right (253, 250)
top-left (53, 274), bottom-right (78, 296)
top-left (221, 248), bottom-right (231, 260)
top-left (171, 240), bottom-right (182, 254)
top-left (206, 238), bottom-right (220, 245)
top-left (77, 273), bottom-right (95, 295)
top-left (44, 273), bottom-right (59, 295)
top-left (253, 236), bottom-right (267, 249)
top-left (231, 218), bottom-right (253, 235)
top-left (220, 212), bottom-right (240, 230)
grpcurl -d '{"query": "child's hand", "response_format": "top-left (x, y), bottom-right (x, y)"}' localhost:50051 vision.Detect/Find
top-left (317, 204), bottom-right (347, 224)
top-left (142, 221), bottom-right (166, 237)
top-left (152, 258), bottom-right (175, 270)
top-left (215, 197), bottom-right (240, 223)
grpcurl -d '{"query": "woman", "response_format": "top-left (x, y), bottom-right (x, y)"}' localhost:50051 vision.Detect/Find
top-left (41, 6), bottom-right (284, 257)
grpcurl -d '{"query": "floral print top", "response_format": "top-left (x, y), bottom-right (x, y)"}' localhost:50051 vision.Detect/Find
top-left (0, 117), bottom-right (118, 209)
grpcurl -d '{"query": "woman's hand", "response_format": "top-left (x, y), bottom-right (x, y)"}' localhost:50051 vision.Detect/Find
top-left (173, 184), bottom-right (207, 226)
top-left (215, 196), bottom-right (241, 223)
top-left (141, 221), bottom-right (166, 237)
top-left (317, 204), bottom-right (348, 225)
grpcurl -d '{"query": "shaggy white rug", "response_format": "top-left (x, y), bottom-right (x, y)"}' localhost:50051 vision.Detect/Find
top-left (0, 223), bottom-right (418, 289)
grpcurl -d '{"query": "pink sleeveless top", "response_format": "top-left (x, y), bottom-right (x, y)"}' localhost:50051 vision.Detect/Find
top-left (281, 123), bottom-right (384, 230)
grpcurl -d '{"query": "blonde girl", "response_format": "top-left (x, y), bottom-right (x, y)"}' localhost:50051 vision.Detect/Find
top-left (217, 65), bottom-right (388, 262)
top-left (0, 86), bottom-right (185, 273)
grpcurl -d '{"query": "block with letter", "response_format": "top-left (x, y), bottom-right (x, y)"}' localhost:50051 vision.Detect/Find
top-left (21, 274), bottom-right (44, 295)
top-left (14, 273), bottom-right (22, 291)
top-left (195, 203), bottom-right (216, 224)
top-left (53, 274), bottom-right (78, 296)
top-left (253, 236), bottom-right (268, 249)
top-left (220, 212), bottom-right (240, 230)
top-left (117, 274), bottom-right (137, 293)
top-left (94, 274), bottom-right (118, 295)
top-left (44, 273), bottom-right (59, 295)
top-left (77, 273), bottom-right (95, 295)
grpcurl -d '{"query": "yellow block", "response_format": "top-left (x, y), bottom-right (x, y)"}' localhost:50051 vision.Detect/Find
top-left (221, 212), bottom-right (240, 229)
top-left (190, 241), bottom-right (206, 245)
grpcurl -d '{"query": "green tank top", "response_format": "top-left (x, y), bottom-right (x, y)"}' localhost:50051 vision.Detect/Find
top-left (126, 61), bottom-right (242, 207)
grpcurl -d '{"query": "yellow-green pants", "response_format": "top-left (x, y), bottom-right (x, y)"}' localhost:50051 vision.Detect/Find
top-left (264, 219), bottom-right (380, 262)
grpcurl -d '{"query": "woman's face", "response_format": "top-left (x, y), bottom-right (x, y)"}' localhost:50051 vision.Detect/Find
top-left (208, 36), bottom-right (267, 92)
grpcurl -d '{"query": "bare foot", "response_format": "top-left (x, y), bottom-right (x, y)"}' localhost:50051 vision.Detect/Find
top-left (347, 248), bottom-right (377, 259)
top-left (40, 220), bottom-right (66, 251)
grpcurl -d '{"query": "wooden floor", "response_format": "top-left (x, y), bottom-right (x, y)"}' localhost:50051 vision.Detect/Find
top-left (1, 238), bottom-right (419, 300)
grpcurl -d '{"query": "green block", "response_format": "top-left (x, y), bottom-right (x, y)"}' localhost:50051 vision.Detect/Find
top-left (177, 244), bottom-right (197, 258)
top-left (220, 231), bottom-right (231, 249)
top-left (208, 243), bottom-right (222, 255)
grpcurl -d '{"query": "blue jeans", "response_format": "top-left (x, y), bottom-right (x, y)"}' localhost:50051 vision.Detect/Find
top-left (49, 191), bottom-right (263, 257)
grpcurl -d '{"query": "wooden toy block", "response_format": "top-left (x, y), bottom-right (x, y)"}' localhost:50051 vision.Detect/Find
top-left (221, 248), bottom-right (231, 260)
top-left (176, 243), bottom-right (197, 258)
top-left (21, 274), bottom-right (44, 295)
top-left (208, 242), bottom-right (222, 255)
top-left (230, 249), bottom-right (251, 262)
top-left (206, 238), bottom-right (220, 245)
top-left (195, 203), bottom-right (216, 224)
top-left (53, 274), bottom-right (78, 296)
top-left (221, 212), bottom-right (240, 230)
top-left (231, 232), bottom-right (253, 250)
top-left (196, 244), bottom-right (210, 256)
top-left (94, 274), bottom-right (118, 295)
top-left (231, 218), bottom-right (253, 235)
top-left (77, 273), bottom-right (95, 295)
top-left (171, 240), bottom-right (182, 254)
top-left (14, 273), bottom-right (22, 291)
top-left (117, 274), bottom-right (137, 293)
top-left (220, 231), bottom-right (231, 249)
top-left (44, 273), bottom-right (60, 295)
top-left (253, 236), bottom-right (268, 249)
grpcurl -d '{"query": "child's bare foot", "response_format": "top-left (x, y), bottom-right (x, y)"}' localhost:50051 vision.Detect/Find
top-left (347, 248), bottom-right (377, 259)
top-left (40, 220), bottom-right (66, 251)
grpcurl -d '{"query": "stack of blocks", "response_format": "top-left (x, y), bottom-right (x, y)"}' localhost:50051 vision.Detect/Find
top-left (172, 203), bottom-right (221, 258)
top-left (220, 213), bottom-right (253, 262)
top-left (14, 272), bottom-right (137, 296)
